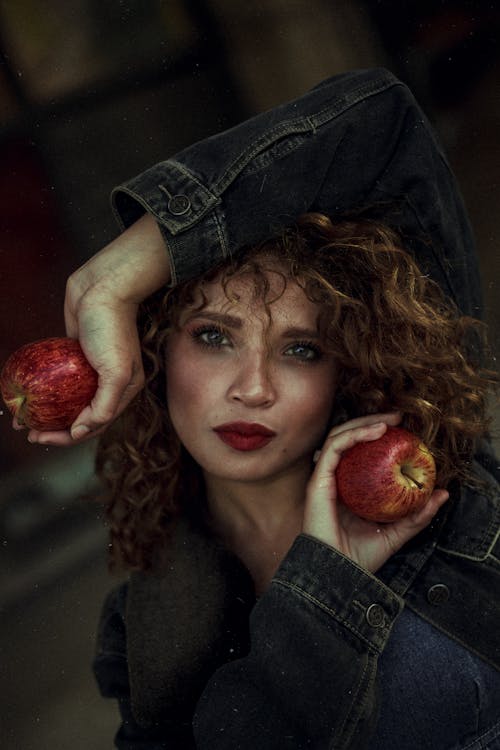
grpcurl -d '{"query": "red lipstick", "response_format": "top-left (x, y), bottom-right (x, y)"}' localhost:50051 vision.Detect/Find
top-left (213, 421), bottom-right (276, 451)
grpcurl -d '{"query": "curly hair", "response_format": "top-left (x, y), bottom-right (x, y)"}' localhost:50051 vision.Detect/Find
top-left (95, 213), bottom-right (498, 571)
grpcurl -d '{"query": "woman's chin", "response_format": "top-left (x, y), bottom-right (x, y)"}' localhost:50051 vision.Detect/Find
top-left (200, 452), bottom-right (313, 488)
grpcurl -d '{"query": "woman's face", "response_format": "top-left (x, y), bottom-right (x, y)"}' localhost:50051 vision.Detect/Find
top-left (165, 268), bottom-right (337, 487)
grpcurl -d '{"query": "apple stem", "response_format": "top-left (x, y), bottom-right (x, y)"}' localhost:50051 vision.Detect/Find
top-left (400, 468), bottom-right (424, 490)
top-left (16, 396), bottom-right (27, 426)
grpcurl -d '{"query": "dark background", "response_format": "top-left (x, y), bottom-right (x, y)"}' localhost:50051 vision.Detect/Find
top-left (0, 2), bottom-right (499, 747)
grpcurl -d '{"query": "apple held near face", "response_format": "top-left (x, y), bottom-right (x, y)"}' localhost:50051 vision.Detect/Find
top-left (0, 337), bottom-right (98, 431)
top-left (336, 426), bottom-right (436, 522)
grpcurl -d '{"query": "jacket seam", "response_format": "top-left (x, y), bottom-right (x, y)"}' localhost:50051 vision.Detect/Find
top-left (212, 77), bottom-right (403, 197)
top-left (311, 77), bottom-right (402, 129)
top-left (460, 716), bottom-right (500, 750)
top-left (404, 602), bottom-right (500, 673)
top-left (437, 524), bottom-right (500, 561)
top-left (299, 533), bottom-right (411, 601)
top-left (273, 578), bottom-right (385, 651)
top-left (213, 206), bottom-right (230, 260)
top-left (111, 186), bottom-right (164, 227)
top-left (163, 160), bottom-right (220, 200)
top-left (330, 653), bottom-right (372, 750)
top-left (111, 76), bottom-right (404, 236)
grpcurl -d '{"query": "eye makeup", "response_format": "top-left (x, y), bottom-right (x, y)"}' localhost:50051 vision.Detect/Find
top-left (189, 323), bottom-right (231, 349)
top-left (283, 341), bottom-right (324, 361)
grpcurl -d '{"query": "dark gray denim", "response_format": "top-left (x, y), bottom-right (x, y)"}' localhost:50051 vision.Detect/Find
top-left (111, 67), bottom-right (482, 320)
top-left (94, 455), bottom-right (500, 749)
top-left (94, 69), bottom-right (500, 748)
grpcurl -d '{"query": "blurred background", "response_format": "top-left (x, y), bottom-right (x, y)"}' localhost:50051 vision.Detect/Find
top-left (0, 1), bottom-right (499, 748)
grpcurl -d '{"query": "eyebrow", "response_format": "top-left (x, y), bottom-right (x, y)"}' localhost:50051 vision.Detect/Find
top-left (184, 311), bottom-right (243, 328)
top-left (185, 310), bottom-right (321, 340)
top-left (281, 326), bottom-right (323, 341)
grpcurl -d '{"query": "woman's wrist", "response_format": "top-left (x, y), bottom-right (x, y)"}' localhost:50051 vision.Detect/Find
top-left (67, 212), bottom-right (171, 310)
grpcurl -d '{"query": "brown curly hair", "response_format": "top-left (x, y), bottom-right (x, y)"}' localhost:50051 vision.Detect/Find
top-left (96, 213), bottom-right (498, 571)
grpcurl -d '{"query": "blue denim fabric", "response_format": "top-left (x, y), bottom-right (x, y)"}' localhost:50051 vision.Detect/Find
top-left (371, 608), bottom-right (500, 749)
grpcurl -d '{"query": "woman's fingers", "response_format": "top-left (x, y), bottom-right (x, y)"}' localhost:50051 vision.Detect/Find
top-left (381, 488), bottom-right (450, 553)
top-left (326, 411), bottom-right (402, 440)
top-left (311, 412), bottom-right (401, 476)
top-left (71, 358), bottom-right (145, 438)
top-left (27, 296), bottom-right (145, 446)
top-left (304, 413), bottom-right (450, 572)
top-left (313, 421), bottom-right (388, 489)
top-left (24, 372), bottom-right (145, 445)
top-left (23, 214), bottom-right (170, 447)
top-left (304, 421), bottom-right (389, 543)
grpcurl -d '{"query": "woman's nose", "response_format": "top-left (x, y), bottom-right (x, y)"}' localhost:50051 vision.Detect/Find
top-left (227, 353), bottom-right (276, 407)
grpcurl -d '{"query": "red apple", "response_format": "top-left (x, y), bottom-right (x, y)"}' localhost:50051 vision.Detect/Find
top-left (0, 337), bottom-right (98, 431)
top-left (336, 426), bottom-right (436, 522)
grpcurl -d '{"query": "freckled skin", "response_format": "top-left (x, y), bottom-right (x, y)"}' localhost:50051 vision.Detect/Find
top-left (165, 273), bottom-right (338, 488)
top-left (0, 338), bottom-right (98, 430)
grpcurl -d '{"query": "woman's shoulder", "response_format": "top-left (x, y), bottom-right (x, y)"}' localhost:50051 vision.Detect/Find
top-left (437, 445), bottom-right (499, 560)
top-left (403, 446), bottom-right (500, 671)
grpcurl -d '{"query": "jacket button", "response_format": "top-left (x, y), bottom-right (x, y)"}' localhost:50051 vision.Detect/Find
top-left (427, 583), bottom-right (450, 605)
top-left (168, 194), bottom-right (191, 215)
top-left (365, 603), bottom-right (386, 628)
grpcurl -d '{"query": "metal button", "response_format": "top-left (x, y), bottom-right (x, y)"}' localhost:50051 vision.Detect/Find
top-left (427, 583), bottom-right (450, 605)
top-left (365, 603), bottom-right (386, 628)
top-left (168, 194), bottom-right (191, 215)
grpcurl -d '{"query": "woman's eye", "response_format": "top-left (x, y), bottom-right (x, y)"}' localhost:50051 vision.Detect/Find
top-left (192, 326), bottom-right (230, 348)
top-left (284, 342), bottom-right (322, 361)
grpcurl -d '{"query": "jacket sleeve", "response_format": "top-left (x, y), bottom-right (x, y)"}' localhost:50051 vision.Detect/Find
top-left (192, 535), bottom-right (404, 749)
top-left (94, 536), bottom-right (405, 750)
top-left (109, 67), bottom-right (482, 319)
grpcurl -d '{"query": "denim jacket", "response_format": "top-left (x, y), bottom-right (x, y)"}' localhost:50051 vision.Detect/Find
top-left (111, 67), bottom-right (482, 319)
top-left (94, 69), bottom-right (500, 748)
top-left (94, 454), bottom-right (500, 749)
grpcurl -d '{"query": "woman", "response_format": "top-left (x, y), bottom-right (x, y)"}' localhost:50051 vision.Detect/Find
top-left (91, 214), bottom-right (499, 749)
top-left (24, 69), bottom-right (500, 747)
top-left (24, 68), bottom-right (484, 447)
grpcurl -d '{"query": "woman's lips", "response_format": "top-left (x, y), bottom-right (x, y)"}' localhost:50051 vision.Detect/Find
top-left (213, 422), bottom-right (276, 452)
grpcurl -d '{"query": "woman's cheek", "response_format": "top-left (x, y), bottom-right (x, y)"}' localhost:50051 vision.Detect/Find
top-left (286, 370), bottom-right (336, 441)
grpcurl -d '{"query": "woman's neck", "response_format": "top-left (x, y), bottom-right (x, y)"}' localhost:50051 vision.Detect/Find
top-left (206, 463), bottom-right (308, 535)
top-left (203, 462), bottom-right (310, 593)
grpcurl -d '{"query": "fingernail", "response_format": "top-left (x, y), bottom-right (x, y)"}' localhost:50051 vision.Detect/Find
top-left (71, 425), bottom-right (90, 440)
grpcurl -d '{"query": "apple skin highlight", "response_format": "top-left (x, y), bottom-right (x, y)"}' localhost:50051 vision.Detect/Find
top-left (336, 426), bottom-right (436, 523)
top-left (0, 337), bottom-right (98, 431)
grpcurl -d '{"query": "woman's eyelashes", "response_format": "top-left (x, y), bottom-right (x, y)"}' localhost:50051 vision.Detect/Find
top-left (189, 324), bottom-right (323, 362)
top-left (190, 324), bottom-right (230, 349)
top-left (283, 341), bottom-right (323, 361)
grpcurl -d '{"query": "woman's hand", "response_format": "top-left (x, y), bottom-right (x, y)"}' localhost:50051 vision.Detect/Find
top-left (303, 413), bottom-right (449, 573)
top-left (24, 213), bottom-right (170, 446)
